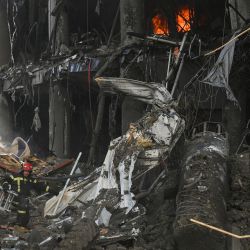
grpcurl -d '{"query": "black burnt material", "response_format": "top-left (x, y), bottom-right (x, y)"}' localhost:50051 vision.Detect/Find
top-left (174, 129), bottom-right (229, 250)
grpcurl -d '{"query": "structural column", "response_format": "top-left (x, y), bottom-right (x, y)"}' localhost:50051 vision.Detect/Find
top-left (0, 2), bottom-right (13, 141)
top-left (0, 93), bottom-right (13, 141)
top-left (49, 82), bottom-right (71, 158)
top-left (0, 1), bottom-right (11, 66)
top-left (120, 0), bottom-right (144, 45)
top-left (120, 0), bottom-right (146, 134)
top-left (48, 0), bottom-right (57, 39)
top-left (48, 0), bottom-right (70, 158)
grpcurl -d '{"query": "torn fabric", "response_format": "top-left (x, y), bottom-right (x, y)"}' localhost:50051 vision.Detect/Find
top-left (201, 35), bottom-right (238, 104)
top-left (31, 107), bottom-right (42, 132)
top-left (95, 0), bottom-right (101, 15)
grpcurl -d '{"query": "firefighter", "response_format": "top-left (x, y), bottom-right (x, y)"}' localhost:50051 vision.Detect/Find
top-left (2, 160), bottom-right (50, 227)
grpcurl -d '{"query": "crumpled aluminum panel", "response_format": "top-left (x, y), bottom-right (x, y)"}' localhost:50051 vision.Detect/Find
top-left (95, 77), bottom-right (172, 107)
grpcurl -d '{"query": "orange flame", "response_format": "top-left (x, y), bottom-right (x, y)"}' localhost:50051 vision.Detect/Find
top-left (176, 6), bottom-right (193, 32)
top-left (152, 14), bottom-right (169, 35)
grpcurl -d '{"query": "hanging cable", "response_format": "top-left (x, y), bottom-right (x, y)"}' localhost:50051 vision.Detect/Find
top-left (12, 1), bottom-right (18, 56)
top-left (25, 22), bottom-right (38, 57)
top-left (14, 95), bottom-right (27, 127)
top-left (38, 85), bottom-right (40, 108)
top-left (88, 60), bottom-right (94, 130)
top-left (6, 0), bottom-right (14, 64)
top-left (86, 0), bottom-right (89, 46)
top-left (222, 0), bottom-right (227, 45)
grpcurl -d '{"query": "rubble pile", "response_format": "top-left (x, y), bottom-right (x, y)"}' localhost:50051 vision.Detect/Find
top-left (41, 85), bottom-right (184, 248)
top-left (0, 72), bottom-right (186, 249)
top-left (0, 119), bottom-right (249, 250)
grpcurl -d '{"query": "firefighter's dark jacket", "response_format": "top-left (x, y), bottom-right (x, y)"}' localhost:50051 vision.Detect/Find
top-left (4, 173), bottom-right (50, 196)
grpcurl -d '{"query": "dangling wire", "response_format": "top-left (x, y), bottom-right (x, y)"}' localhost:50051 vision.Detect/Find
top-left (66, 68), bottom-right (74, 111)
top-left (88, 60), bottom-right (94, 130)
top-left (86, 0), bottom-right (93, 130)
top-left (6, 0), bottom-right (14, 64)
top-left (25, 22), bottom-right (37, 58)
top-left (86, 0), bottom-right (89, 46)
top-left (12, 1), bottom-right (18, 56)
top-left (14, 95), bottom-right (27, 127)
top-left (49, 76), bottom-right (55, 152)
top-left (222, 0), bottom-right (228, 45)
top-left (208, 87), bottom-right (219, 122)
top-left (121, 50), bottom-right (142, 77)
top-left (190, 81), bottom-right (202, 132)
top-left (37, 85), bottom-right (40, 108)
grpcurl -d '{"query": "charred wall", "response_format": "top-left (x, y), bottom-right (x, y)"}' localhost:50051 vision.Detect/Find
top-left (145, 0), bottom-right (229, 38)
top-left (13, 85), bottom-right (49, 157)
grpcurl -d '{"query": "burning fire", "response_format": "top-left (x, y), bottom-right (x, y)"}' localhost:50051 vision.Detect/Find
top-left (152, 14), bottom-right (169, 35)
top-left (176, 6), bottom-right (193, 32)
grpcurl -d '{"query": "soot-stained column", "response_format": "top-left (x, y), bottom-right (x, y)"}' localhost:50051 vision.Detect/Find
top-left (48, 0), bottom-right (70, 158)
top-left (0, 2), bottom-right (13, 141)
top-left (48, 0), bottom-right (56, 39)
top-left (0, 94), bottom-right (13, 141)
top-left (120, 0), bottom-right (146, 134)
top-left (49, 83), bottom-right (71, 158)
top-left (0, 2), bottom-right (11, 66)
top-left (120, 0), bottom-right (144, 45)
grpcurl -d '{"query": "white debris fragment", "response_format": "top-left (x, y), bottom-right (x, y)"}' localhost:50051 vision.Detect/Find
top-left (81, 211), bottom-right (86, 219)
top-left (118, 152), bottom-right (139, 213)
top-left (148, 110), bottom-right (180, 145)
top-left (94, 138), bottom-right (120, 197)
top-left (95, 207), bottom-right (112, 227)
top-left (131, 228), bottom-right (140, 236)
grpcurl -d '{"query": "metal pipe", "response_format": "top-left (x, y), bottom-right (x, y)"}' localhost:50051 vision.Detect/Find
top-left (52, 152), bottom-right (82, 215)
top-left (176, 33), bottom-right (188, 63)
top-left (0, 191), bottom-right (4, 206)
top-left (146, 35), bottom-right (181, 46)
top-left (5, 193), bottom-right (15, 210)
top-left (135, 170), bottom-right (165, 200)
top-left (39, 236), bottom-right (53, 246)
top-left (171, 54), bottom-right (185, 96)
top-left (165, 32), bottom-right (188, 84)
top-left (127, 32), bottom-right (181, 46)
top-left (107, 0), bottom-right (120, 47)
top-left (166, 48), bottom-right (172, 87)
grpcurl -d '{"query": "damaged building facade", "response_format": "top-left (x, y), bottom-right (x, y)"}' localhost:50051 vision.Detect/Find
top-left (0, 0), bottom-right (250, 249)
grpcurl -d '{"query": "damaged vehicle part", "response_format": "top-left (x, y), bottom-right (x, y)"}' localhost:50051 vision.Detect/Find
top-left (174, 122), bottom-right (229, 250)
